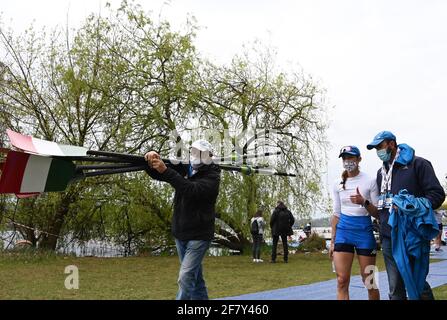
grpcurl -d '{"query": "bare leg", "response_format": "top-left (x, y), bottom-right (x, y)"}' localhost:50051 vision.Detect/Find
top-left (333, 251), bottom-right (355, 300)
top-left (358, 254), bottom-right (380, 300)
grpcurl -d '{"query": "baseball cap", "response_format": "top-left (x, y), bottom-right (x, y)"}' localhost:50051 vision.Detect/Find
top-left (191, 139), bottom-right (214, 155)
top-left (338, 145), bottom-right (361, 158)
top-left (366, 131), bottom-right (396, 150)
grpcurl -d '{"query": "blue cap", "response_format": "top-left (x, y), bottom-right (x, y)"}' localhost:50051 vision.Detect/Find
top-left (367, 131), bottom-right (396, 150)
top-left (338, 145), bottom-right (361, 158)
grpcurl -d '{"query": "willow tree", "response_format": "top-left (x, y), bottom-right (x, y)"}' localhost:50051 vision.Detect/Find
top-left (194, 47), bottom-right (329, 251)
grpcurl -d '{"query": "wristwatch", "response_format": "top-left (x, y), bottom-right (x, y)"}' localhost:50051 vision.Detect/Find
top-left (363, 199), bottom-right (370, 207)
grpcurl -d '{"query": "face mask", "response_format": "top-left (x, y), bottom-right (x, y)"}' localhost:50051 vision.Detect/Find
top-left (343, 160), bottom-right (358, 173)
top-left (190, 153), bottom-right (202, 169)
top-left (377, 148), bottom-right (391, 162)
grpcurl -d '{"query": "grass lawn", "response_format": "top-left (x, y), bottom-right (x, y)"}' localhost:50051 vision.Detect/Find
top-left (0, 250), bottom-right (444, 300)
top-left (433, 285), bottom-right (447, 299)
top-left (0, 250), bottom-right (384, 300)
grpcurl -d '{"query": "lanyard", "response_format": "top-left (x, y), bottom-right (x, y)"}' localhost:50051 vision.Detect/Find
top-left (380, 148), bottom-right (400, 194)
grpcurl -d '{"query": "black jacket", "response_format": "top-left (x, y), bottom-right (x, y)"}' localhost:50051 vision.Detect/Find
top-left (270, 207), bottom-right (295, 236)
top-left (377, 155), bottom-right (445, 238)
top-left (146, 163), bottom-right (221, 241)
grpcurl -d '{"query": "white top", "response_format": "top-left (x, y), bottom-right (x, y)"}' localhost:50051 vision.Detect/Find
top-left (332, 171), bottom-right (379, 217)
top-left (250, 217), bottom-right (266, 234)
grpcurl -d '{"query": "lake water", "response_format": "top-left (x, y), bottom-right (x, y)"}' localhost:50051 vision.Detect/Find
top-left (0, 231), bottom-right (128, 257)
top-left (0, 230), bottom-right (240, 257)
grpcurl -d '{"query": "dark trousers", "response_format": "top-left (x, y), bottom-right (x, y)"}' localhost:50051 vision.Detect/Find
top-left (252, 234), bottom-right (263, 259)
top-left (381, 237), bottom-right (434, 300)
top-left (272, 234), bottom-right (289, 262)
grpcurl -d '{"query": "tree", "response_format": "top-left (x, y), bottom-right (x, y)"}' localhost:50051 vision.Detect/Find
top-left (0, 0), bottom-right (200, 250)
top-left (194, 45), bottom-right (329, 251)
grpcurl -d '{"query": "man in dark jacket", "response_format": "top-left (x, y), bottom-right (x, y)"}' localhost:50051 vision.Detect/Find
top-left (270, 201), bottom-right (295, 263)
top-left (145, 139), bottom-right (220, 300)
top-left (367, 131), bottom-right (445, 300)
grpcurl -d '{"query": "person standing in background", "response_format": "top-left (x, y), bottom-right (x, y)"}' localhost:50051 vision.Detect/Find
top-left (433, 210), bottom-right (445, 252)
top-left (270, 201), bottom-right (295, 263)
top-left (250, 209), bottom-right (266, 263)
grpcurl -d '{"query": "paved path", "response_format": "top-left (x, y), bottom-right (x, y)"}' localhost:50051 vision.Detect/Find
top-left (221, 247), bottom-right (447, 300)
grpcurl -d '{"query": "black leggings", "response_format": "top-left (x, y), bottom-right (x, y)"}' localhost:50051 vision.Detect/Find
top-left (272, 234), bottom-right (289, 262)
top-left (334, 243), bottom-right (377, 257)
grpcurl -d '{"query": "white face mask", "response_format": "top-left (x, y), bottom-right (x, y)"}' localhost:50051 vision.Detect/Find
top-left (343, 160), bottom-right (358, 173)
top-left (190, 153), bottom-right (202, 169)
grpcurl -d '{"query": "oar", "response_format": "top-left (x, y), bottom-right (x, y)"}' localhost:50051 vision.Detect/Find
top-left (77, 162), bottom-right (296, 178)
top-left (59, 155), bottom-right (138, 164)
top-left (0, 150), bottom-right (150, 195)
top-left (76, 163), bottom-right (141, 171)
top-left (3, 130), bottom-right (297, 195)
top-left (86, 150), bottom-right (146, 163)
top-left (86, 149), bottom-right (281, 165)
top-left (0, 150), bottom-right (296, 196)
top-left (79, 150), bottom-right (294, 176)
top-left (6, 129), bottom-right (283, 167)
top-left (80, 164), bottom-right (149, 178)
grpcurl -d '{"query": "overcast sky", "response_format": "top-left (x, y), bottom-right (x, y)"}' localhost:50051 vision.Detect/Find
top-left (2, 0), bottom-right (447, 204)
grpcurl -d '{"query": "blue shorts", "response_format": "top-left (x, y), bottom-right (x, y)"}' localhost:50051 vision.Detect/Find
top-left (335, 213), bottom-right (376, 252)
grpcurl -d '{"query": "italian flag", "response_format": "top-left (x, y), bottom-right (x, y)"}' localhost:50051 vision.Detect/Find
top-left (0, 151), bottom-right (76, 194)
top-left (7, 129), bottom-right (88, 157)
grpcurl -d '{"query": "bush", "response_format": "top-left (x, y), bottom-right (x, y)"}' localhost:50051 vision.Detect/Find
top-left (297, 233), bottom-right (327, 252)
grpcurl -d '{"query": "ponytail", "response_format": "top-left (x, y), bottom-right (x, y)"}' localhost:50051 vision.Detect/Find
top-left (341, 170), bottom-right (348, 190)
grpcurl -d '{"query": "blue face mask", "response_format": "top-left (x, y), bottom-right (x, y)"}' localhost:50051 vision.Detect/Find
top-left (377, 148), bottom-right (391, 162)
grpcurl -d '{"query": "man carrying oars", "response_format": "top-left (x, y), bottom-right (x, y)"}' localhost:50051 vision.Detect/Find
top-left (145, 139), bottom-right (221, 300)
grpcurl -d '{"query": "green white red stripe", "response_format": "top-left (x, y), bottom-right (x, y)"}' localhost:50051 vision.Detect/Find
top-left (0, 151), bottom-right (76, 194)
top-left (7, 129), bottom-right (88, 157)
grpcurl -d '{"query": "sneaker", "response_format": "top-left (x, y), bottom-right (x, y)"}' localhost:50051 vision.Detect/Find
top-left (253, 259), bottom-right (257, 262)
top-left (258, 259), bottom-right (264, 263)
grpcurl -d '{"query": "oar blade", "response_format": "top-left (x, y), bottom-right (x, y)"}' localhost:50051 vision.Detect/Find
top-left (0, 151), bottom-right (76, 194)
top-left (7, 129), bottom-right (88, 157)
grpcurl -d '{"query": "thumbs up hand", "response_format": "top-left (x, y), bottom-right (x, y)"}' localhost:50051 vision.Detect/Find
top-left (350, 187), bottom-right (365, 205)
